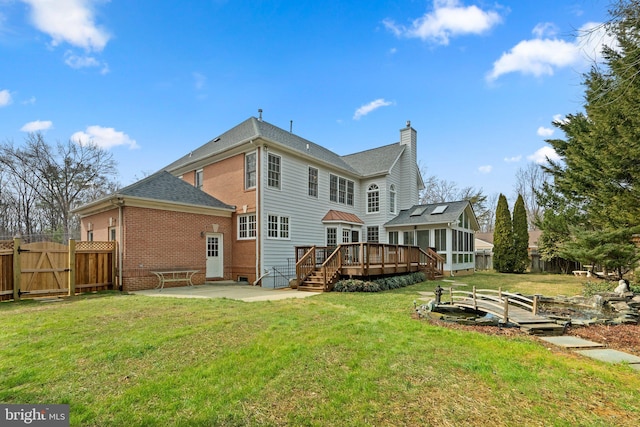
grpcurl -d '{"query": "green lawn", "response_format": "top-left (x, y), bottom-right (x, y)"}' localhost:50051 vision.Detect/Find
top-left (1, 272), bottom-right (639, 426)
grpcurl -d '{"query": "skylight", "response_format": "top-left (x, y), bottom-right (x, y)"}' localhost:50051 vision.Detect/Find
top-left (431, 205), bottom-right (448, 214)
top-left (410, 206), bottom-right (427, 216)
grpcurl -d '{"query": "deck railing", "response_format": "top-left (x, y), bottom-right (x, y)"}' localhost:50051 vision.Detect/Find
top-left (295, 243), bottom-right (444, 289)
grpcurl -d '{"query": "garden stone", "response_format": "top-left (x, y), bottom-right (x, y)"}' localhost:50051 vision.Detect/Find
top-left (609, 301), bottom-right (631, 312)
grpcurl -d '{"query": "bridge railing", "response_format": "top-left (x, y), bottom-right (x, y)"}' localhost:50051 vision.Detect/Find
top-left (449, 286), bottom-right (540, 323)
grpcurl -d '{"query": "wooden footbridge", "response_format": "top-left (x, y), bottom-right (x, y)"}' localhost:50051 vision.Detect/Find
top-left (447, 286), bottom-right (565, 335)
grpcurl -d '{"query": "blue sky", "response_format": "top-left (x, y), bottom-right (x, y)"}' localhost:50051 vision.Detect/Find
top-left (0, 0), bottom-right (613, 201)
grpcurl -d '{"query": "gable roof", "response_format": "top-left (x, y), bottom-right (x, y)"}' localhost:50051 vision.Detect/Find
top-left (73, 171), bottom-right (235, 215)
top-left (384, 200), bottom-right (479, 229)
top-left (164, 117), bottom-right (360, 176)
top-left (341, 143), bottom-right (405, 177)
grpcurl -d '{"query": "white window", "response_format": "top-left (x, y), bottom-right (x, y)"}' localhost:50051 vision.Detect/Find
top-left (267, 214), bottom-right (289, 239)
top-left (245, 152), bottom-right (256, 189)
top-left (367, 183), bottom-right (379, 213)
top-left (389, 184), bottom-right (396, 213)
top-left (389, 231), bottom-right (398, 245)
top-left (109, 227), bottom-right (116, 241)
top-left (238, 214), bottom-right (256, 239)
top-left (367, 226), bottom-right (379, 243)
top-left (195, 169), bottom-right (203, 189)
top-left (403, 231), bottom-right (415, 245)
top-left (342, 229), bottom-right (350, 243)
top-left (87, 230), bottom-right (93, 242)
top-left (435, 229), bottom-right (447, 251)
top-left (329, 174), bottom-right (354, 206)
top-left (308, 167), bottom-right (318, 197)
top-left (327, 227), bottom-right (337, 247)
top-left (268, 154), bottom-right (281, 189)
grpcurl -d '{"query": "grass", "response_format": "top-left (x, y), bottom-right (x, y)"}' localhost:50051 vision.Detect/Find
top-left (1, 272), bottom-right (639, 426)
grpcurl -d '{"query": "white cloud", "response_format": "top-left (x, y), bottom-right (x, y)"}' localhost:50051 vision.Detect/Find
top-left (487, 38), bottom-right (580, 81)
top-left (528, 146), bottom-right (560, 164)
top-left (478, 165), bottom-right (493, 174)
top-left (487, 21), bottom-right (617, 81)
top-left (20, 120), bottom-right (53, 132)
top-left (71, 126), bottom-right (139, 150)
top-left (22, 96), bottom-right (37, 105)
top-left (22, 0), bottom-right (110, 51)
top-left (0, 89), bottom-right (12, 107)
top-left (353, 98), bottom-right (393, 120)
top-left (553, 113), bottom-right (569, 125)
top-left (504, 155), bottom-right (521, 163)
top-left (532, 22), bottom-right (558, 38)
top-left (64, 51), bottom-right (110, 73)
top-left (193, 72), bottom-right (206, 90)
top-left (383, 0), bottom-right (502, 45)
top-left (537, 126), bottom-right (554, 137)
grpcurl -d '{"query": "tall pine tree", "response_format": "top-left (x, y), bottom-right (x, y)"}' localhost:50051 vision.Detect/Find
top-left (512, 194), bottom-right (530, 273)
top-left (493, 194), bottom-right (514, 273)
top-left (539, 0), bottom-right (640, 278)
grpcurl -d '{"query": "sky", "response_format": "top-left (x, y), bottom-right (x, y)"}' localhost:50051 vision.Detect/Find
top-left (0, 0), bottom-right (615, 202)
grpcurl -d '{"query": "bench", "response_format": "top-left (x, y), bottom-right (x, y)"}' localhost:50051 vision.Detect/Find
top-left (573, 270), bottom-right (588, 277)
top-left (150, 269), bottom-right (199, 291)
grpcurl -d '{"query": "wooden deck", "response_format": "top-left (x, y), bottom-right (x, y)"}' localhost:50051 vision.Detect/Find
top-left (295, 243), bottom-right (444, 292)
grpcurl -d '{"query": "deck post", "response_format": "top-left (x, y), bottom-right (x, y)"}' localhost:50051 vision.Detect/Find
top-left (533, 295), bottom-right (539, 315)
top-left (449, 286), bottom-right (453, 303)
top-left (498, 287), bottom-right (502, 299)
top-left (472, 286), bottom-right (477, 310)
top-left (503, 297), bottom-right (509, 323)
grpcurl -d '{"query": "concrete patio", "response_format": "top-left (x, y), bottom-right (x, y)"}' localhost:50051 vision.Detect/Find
top-left (129, 281), bottom-right (319, 302)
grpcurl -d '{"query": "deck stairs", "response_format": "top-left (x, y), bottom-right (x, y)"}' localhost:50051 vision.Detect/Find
top-left (297, 268), bottom-right (339, 292)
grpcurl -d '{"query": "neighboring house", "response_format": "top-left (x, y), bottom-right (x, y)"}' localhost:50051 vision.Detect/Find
top-left (475, 232), bottom-right (494, 271)
top-left (75, 115), bottom-right (475, 289)
top-left (73, 171), bottom-right (235, 291)
top-left (385, 201), bottom-right (479, 276)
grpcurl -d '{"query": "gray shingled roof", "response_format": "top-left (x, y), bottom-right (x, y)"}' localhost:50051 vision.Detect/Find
top-left (164, 117), bottom-right (360, 175)
top-left (385, 200), bottom-right (473, 227)
top-left (118, 171), bottom-right (235, 210)
top-left (341, 143), bottom-right (405, 177)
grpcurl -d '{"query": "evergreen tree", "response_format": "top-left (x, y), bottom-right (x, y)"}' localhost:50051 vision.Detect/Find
top-left (493, 194), bottom-right (514, 273)
top-left (538, 0), bottom-right (640, 276)
top-left (512, 194), bottom-right (529, 273)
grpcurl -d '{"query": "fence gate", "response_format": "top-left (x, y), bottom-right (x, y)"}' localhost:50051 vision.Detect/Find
top-left (0, 239), bottom-right (116, 301)
top-left (19, 241), bottom-right (70, 297)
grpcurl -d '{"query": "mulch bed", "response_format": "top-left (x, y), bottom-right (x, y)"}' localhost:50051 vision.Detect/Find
top-left (424, 316), bottom-right (640, 356)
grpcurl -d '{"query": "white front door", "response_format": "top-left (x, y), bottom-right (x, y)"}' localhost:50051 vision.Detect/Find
top-left (206, 233), bottom-right (223, 278)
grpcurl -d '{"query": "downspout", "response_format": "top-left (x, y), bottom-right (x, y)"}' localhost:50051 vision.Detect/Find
top-left (118, 199), bottom-right (123, 290)
top-left (255, 144), bottom-right (262, 286)
top-left (109, 196), bottom-right (125, 291)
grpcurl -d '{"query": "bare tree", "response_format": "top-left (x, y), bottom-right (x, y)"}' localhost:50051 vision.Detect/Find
top-left (419, 163), bottom-right (492, 230)
top-left (513, 163), bottom-right (549, 230)
top-left (0, 133), bottom-right (118, 240)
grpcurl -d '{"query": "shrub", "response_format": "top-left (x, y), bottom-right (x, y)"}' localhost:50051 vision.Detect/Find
top-left (582, 281), bottom-right (616, 297)
top-left (334, 272), bottom-right (426, 293)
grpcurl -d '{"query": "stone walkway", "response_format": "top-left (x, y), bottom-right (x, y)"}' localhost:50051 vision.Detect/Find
top-left (539, 336), bottom-right (640, 371)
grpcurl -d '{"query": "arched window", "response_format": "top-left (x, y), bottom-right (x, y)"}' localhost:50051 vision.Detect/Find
top-left (389, 184), bottom-right (396, 213)
top-left (367, 183), bottom-right (379, 213)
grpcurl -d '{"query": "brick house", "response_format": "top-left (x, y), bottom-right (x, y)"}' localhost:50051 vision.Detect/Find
top-left (75, 115), bottom-right (478, 290)
top-left (73, 171), bottom-right (235, 291)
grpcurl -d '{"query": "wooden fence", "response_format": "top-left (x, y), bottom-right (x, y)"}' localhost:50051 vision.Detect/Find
top-left (0, 238), bottom-right (116, 301)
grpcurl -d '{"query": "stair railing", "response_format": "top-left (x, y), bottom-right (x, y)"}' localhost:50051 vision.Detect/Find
top-left (295, 246), bottom-right (317, 287)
